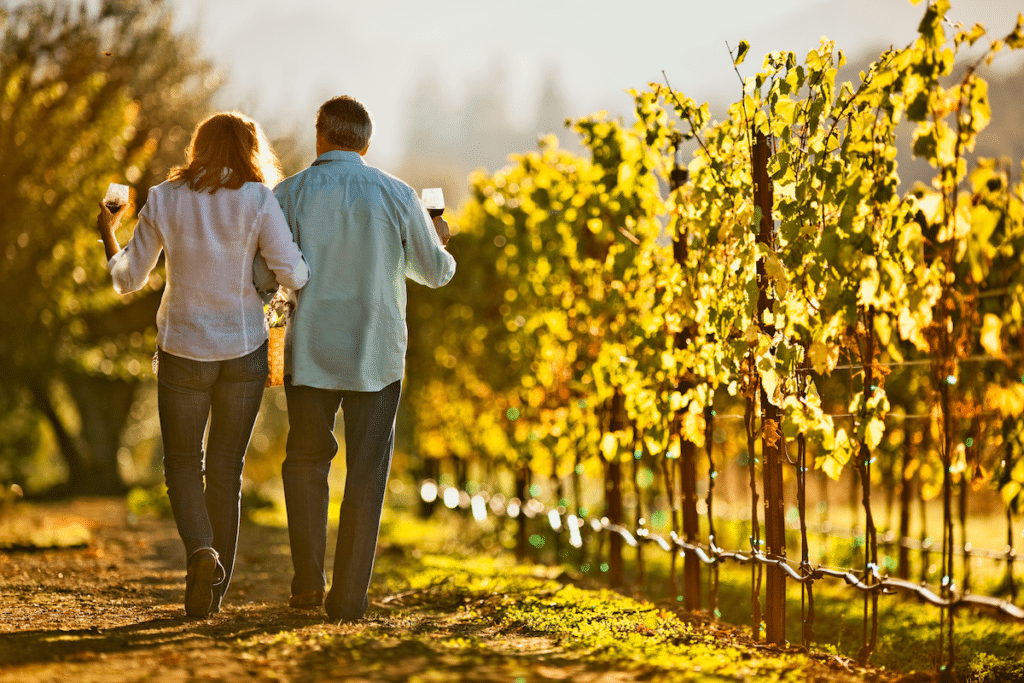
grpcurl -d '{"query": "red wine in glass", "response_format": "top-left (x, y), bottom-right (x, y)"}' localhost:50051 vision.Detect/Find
top-left (422, 188), bottom-right (444, 218)
top-left (104, 182), bottom-right (129, 213)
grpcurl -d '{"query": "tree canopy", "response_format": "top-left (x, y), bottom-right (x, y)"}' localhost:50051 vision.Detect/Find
top-left (0, 0), bottom-right (219, 494)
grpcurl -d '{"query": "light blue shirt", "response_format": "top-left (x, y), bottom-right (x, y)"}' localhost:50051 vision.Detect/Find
top-left (268, 150), bottom-right (456, 391)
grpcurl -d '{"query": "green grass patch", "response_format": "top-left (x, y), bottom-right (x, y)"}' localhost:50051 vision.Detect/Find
top-left (378, 507), bottom-right (1023, 682)
top-left (231, 510), bottom-right (882, 682)
top-left (564, 524), bottom-right (1024, 682)
top-left (0, 511), bottom-right (91, 550)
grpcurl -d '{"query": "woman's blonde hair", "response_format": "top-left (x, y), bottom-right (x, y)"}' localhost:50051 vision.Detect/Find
top-left (168, 112), bottom-right (283, 192)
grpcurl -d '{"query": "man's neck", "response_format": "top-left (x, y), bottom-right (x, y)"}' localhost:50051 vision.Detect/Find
top-left (316, 134), bottom-right (368, 157)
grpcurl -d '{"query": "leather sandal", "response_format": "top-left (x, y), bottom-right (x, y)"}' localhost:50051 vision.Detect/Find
top-left (289, 590), bottom-right (325, 610)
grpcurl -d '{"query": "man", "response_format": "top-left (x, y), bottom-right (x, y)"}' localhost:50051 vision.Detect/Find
top-left (272, 95), bottom-right (456, 622)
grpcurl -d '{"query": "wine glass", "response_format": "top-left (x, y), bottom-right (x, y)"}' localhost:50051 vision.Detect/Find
top-left (422, 188), bottom-right (444, 218)
top-left (103, 182), bottom-right (129, 212)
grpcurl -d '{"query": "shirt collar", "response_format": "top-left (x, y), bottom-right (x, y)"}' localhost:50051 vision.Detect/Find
top-left (311, 150), bottom-right (365, 167)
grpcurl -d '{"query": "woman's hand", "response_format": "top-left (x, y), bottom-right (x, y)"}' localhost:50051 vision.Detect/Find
top-left (97, 200), bottom-right (128, 260)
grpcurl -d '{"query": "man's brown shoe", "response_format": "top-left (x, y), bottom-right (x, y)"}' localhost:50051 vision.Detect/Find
top-left (289, 590), bottom-right (325, 610)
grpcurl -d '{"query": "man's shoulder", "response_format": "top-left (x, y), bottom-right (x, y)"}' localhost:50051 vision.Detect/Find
top-left (360, 163), bottom-right (418, 202)
top-left (275, 168), bottom-right (311, 194)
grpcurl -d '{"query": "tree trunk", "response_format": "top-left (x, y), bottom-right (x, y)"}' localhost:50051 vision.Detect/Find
top-left (65, 372), bottom-right (136, 495)
top-left (419, 456), bottom-right (440, 518)
top-left (606, 458), bottom-right (624, 587)
top-left (551, 462), bottom-right (563, 565)
top-left (605, 393), bottom-right (627, 587)
top-left (632, 437), bottom-right (645, 587)
top-left (515, 466), bottom-right (530, 561)
top-left (573, 449), bottom-right (585, 566)
top-left (661, 456), bottom-right (679, 599)
top-left (27, 379), bottom-right (89, 493)
top-left (1005, 505), bottom-right (1018, 601)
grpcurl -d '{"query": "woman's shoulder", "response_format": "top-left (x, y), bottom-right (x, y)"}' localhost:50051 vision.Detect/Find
top-left (238, 181), bottom-right (276, 198)
top-left (138, 179), bottom-right (181, 212)
top-left (237, 181), bottom-right (279, 211)
top-left (147, 178), bottom-right (197, 202)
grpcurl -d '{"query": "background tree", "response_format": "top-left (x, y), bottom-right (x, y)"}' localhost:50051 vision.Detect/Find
top-left (0, 0), bottom-right (219, 495)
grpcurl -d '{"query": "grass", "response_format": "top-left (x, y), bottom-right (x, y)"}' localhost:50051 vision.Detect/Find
top-left (232, 511), bottom-right (878, 682)
top-left (0, 505), bottom-right (92, 550)
top-left (506, 511), bottom-right (1024, 683)
top-left (117, 480), bottom-right (1024, 680)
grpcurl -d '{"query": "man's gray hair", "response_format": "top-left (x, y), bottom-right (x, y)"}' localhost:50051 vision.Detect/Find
top-left (316, 96), bottom-right (374, 151)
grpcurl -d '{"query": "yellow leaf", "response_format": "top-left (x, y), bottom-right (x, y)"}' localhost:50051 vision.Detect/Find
top-left (986, 384), bottom-right (1024, 418)
top-left (600, 433), bottom-right (618, 459)
top-left (734, 40), bottom-right (750, 66)
top-left (681, 411), bottom-right (706, 448)
top-left (864, 417), bottom-right (885, 450)
top-left (818, 428), bottom-right (854, 480)
top-left (873, 314), bottom-right (892, 347)
top-left (917, 191), bottom-right (944, 225)
top-left (1002, 481), bottom-right (1021, 506)
top-left (763, 251), bottom-right (786, 282)
top-left (980, 313), bottom-right (1003, 358)
top-left (819, 454), bottom-right (844, 480)
top-left (669, 391), bottom-right (684, 411)
top-left (808, 340), bottom-right (838, 374)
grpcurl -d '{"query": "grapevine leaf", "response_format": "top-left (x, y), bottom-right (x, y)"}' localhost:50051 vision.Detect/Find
top-left (734, 40), bottom-right (750, 66)
top-left (980, 313), bottom-right (1003, 358)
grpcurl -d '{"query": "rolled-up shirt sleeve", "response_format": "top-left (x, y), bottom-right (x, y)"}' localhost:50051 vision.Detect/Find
top-left (256, 191), bottom-right (309, 291)
top-left (403, 198), bottom-right (456, 288)
top-left (107, 204), bottom-right (163, 295)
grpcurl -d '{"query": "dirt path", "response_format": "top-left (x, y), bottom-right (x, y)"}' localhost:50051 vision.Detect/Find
top-left (1, 499), bottom-right (891, 683)
top-left (0, 498), bottom-right (320, 681)
top-left (1, 499), bottom-right (652, 683)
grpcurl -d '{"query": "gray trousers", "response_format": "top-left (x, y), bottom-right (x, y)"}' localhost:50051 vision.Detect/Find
top-left (282, 377), bottom-right (401, 621)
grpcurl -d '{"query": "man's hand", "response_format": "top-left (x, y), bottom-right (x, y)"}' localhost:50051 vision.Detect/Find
top-left (432, 215), bottom-right (451, 246)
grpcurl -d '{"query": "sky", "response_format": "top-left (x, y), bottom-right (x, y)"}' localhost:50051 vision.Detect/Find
top-left (168, 0), bottom-right (1024, 172)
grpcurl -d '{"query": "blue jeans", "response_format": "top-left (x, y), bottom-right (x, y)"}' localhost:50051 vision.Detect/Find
top-left (282, 378), bottom-right (402, 620)
top-left (157, 341), bottom-right (268, 607)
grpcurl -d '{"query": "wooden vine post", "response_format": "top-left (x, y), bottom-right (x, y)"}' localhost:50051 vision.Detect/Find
top-left (607, 391), bottom-right (627, 588)
top-left (753, 131), bottom-right (786, 645)
top-left (670, 162), bottom-right (702, 611)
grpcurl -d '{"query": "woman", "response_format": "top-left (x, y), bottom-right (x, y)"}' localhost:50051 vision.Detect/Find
top-left (96, 112), bottom-right (308, 618)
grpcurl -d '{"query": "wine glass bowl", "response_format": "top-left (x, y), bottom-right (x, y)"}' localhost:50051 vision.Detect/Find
top-left (104, 182), bottom-right (129, 212)
top-left (422, 187), bottom-right (444, 218)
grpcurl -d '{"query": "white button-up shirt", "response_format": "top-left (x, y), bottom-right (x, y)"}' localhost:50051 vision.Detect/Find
top-left (271, 150), bottom-right (456, 392)
top-left (107, 179), bottom-right (309, 361)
